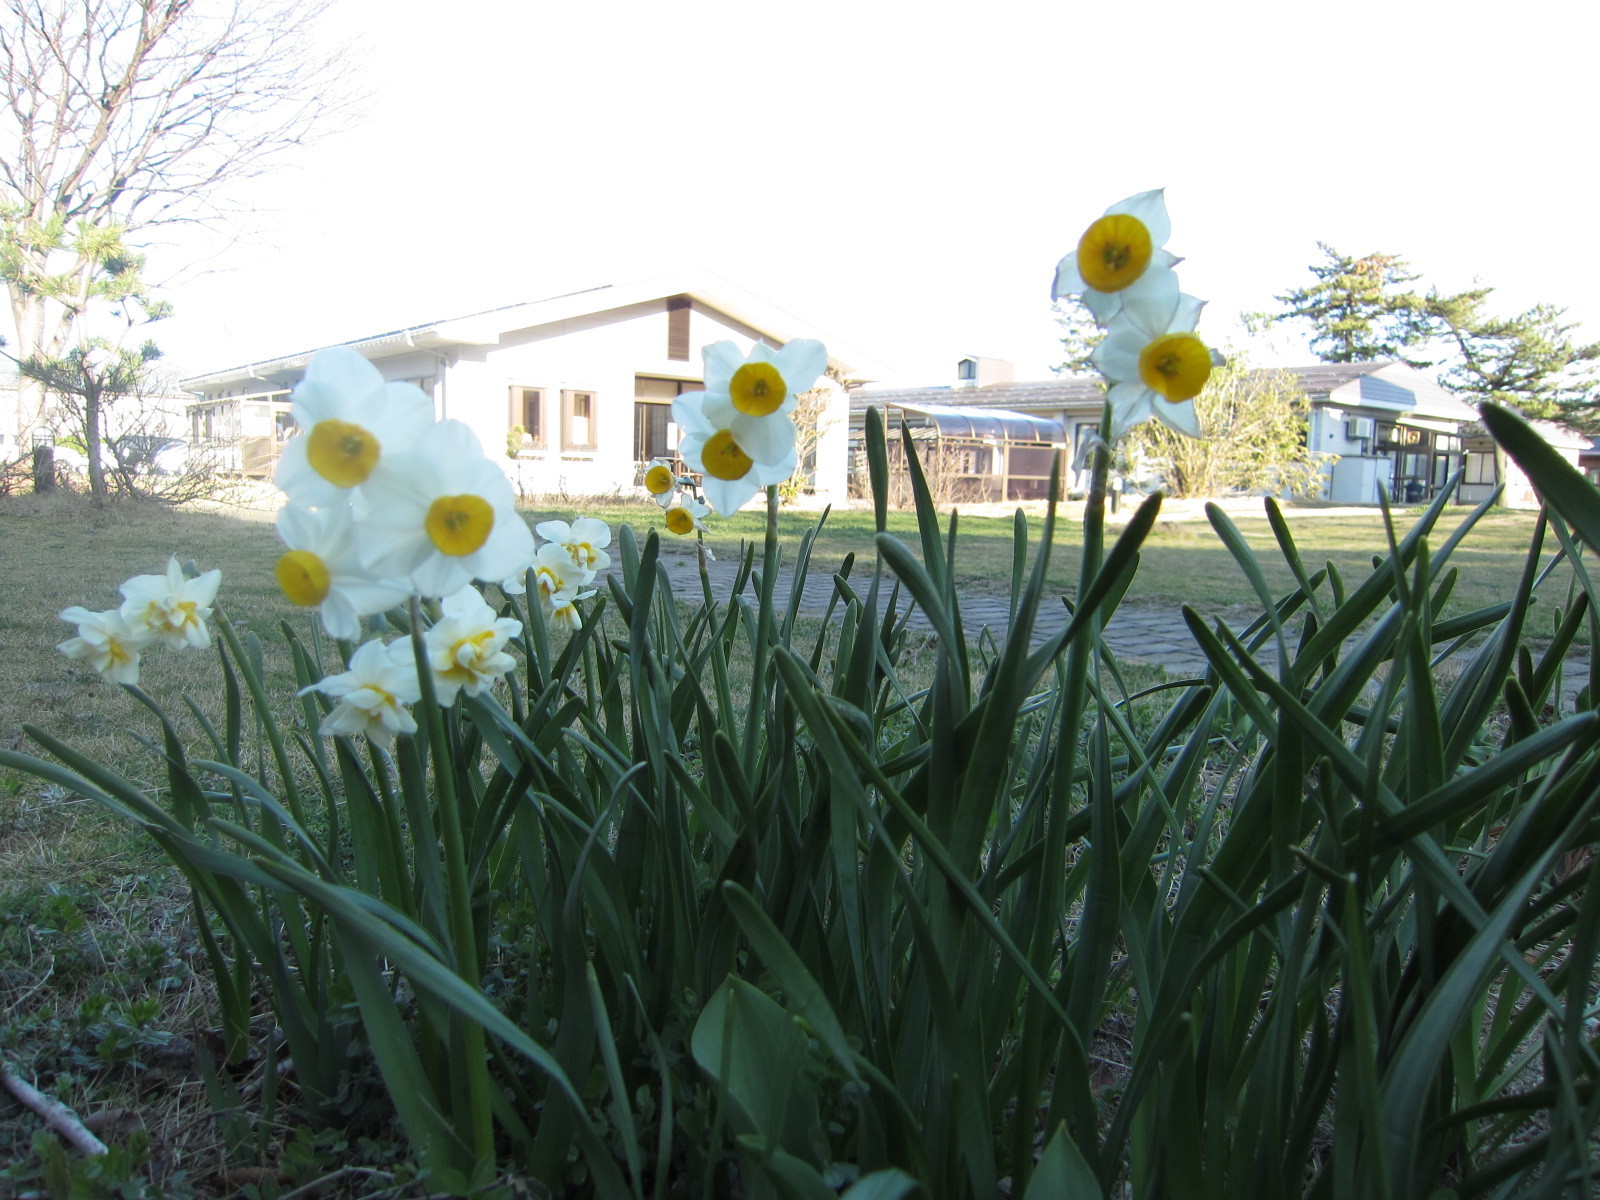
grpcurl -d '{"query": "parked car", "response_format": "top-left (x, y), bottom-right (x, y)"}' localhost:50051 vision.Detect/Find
top-left (108, 434), bottom-right (189, 475)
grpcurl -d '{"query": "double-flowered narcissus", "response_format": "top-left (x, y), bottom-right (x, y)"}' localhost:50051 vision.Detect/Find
top-left (119, 556), bottom-right (221, 650)
top-left (302, 637), bottom-right (422, 747)
top-left (59, 558), bottom-right (220, 685)
top-left (422, 586), bottom-right (522, 706)
top-left (535, 517), bottom-right (612, 575)
top-left (58, 607), bottom-right (153, 685)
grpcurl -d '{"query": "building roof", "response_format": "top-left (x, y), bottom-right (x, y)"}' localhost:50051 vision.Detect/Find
top-left (180, 270), bottom-right (889, 393)
top-left (1276, 361), bottom-right (1477, 423)
top-left (852, 361), bottom-right (1481, 426)
top-left (884, 401), bottom-right (1066, 442)
top-left (851, 376), bottom-right (1106, 415)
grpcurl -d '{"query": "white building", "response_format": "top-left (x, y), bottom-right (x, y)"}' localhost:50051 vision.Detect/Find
top-left (180, 272), bottom-right (882, 506)
top-left (1294, 362), bottom-right (1477, 504)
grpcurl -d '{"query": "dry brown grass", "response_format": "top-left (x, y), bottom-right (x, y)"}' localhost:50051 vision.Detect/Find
top-left (1, 492), bottom-right (295, 762)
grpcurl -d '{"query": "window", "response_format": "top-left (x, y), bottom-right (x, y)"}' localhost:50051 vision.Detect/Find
top-left (1463, 451), bottom-right (1496, 486)
top-left (562, 390), bottom-right (597, 451)
top-left (958, 358), bottom-right (977, 381)
top-left (634, 376), bottom-right (699, 461)
top-left (509, 387), bottom-right (544, 451)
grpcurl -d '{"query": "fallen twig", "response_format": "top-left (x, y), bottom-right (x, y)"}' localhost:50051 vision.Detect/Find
top-left (0, 1057), bottom-right (110, 1157)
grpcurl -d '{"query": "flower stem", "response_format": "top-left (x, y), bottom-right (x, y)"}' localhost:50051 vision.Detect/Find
top-left (407, 596), bottom-right (493, 1164)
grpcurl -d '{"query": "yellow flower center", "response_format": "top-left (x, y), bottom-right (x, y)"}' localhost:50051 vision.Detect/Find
top-left (664, 507), bottom-right (694, 535)
top-left (535, 567), bottom-right (560, 600)
top-left (1077, 213), bottom-right (1154, 293)
top-left (566, 542), bottom-right (596, 569)
top-left (550, 600), bottom-right (580, 629)
top-left (425, 494), bottom-right (495, 557)
top-left (729, 362), bottom-right (787, 417)
top-left (276, 550), bottom-right (332, 607)
top-left (167, 600), bottom-right (200, 631)
top-left (701, 430), bottom-right (753, 481)
top-left (108, 639), bottom-right (134, 669)
top-left (1137, 333), bottom-right (1213, 402)
top-left (644, 463), bottom-right (675, 495)
top-left (443, 630), bottom-right (496, 680)
top-left (306, 419), bottom-right (381, 487)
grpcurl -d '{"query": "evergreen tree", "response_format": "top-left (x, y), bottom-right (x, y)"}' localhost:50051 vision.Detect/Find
top-left (17, 336), bottom-right (161, 503)
top-left (1051, 296), bottom-right (1106, 380)
top-left (1426, 291), bottom-right (1600, 430)
top-left (1259, 243), bottom-right (1434, 366)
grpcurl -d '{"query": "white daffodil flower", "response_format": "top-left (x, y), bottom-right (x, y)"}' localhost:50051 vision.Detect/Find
top-left (1052, 189), bottom-right (1181, 322)
top-left (273, 504), bottom-right (413, 641)
top-left (702, 339), bottom-right (828, 426)
top-left (274, 346), bottom-right (437, 510)
top-left (302, 637), bottom-right (421, 747)
top-left (359, 420), bottom-right (537, 598)
top-left (673, 340), bottom-right (826, 493)
top-left (547, 588), bottom-right (596, 632)
top-left (58, 607), bottom-right (154, 685)
top-left (529, 541), bottom-right (593, 608)
top-left (423, 586), bottom-right (521, 706)
top-left (643, 458), bottom-right (681, 508)
top-left (1091, 289), bottom-right (1220, 442)
top-left (663, 496), bottom-right (711, 536)
top-left (535, 516), bottom-right (612, 575)
top-left (673, 390), bottom-right (798, 516)
top-left (118, 557), bottom-right (221, 650)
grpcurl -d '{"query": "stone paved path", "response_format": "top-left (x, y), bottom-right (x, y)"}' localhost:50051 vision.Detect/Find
top-left (615, 549), bottom-right (1594, 705)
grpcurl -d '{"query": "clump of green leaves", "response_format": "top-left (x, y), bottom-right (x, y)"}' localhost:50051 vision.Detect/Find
top-left (5, 407), bottom-right (1599, 1198)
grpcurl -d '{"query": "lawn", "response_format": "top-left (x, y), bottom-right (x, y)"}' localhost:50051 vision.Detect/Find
top-left (4, 491), bottom-right (1584, 763)
top-left (535, 494), bottom-right (1580, 623)
top-left (2, 492), bottom-right (1579, 757)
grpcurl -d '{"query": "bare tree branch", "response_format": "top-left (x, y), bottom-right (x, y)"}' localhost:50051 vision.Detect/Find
top-left (1, 0), bottom-right (356, 442)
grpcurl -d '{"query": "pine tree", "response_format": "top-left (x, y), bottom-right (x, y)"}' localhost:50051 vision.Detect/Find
top-left (1051, 296), bottom-right (1106, 380)
top-left (1260, 243), bottom-right (1434, 366)
top-left (1426, 291), bottom-right (1600, 430)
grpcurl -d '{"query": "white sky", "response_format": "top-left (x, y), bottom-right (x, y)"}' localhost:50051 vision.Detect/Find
top-left (140, 0), bottom-right (1600, 389)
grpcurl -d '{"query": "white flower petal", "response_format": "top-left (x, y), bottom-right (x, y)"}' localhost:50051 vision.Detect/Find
top-left (1051, 253), bottom-right (1086, 302)
top-left (1118, 269), bottom-right (1183, 338)
top-left (732, 412), bottom-right (797, 466)
top-left (700, 474), bottom-right (762, 515)
top-left (1154, 396), bottom-right (1202, 439)
top-left (672, 392), bottom-right (712, 434)
top-left (1108, 189), bottom-right (1171, 249)
top-left (774, 339), bottom-right (828, 393)
top-left (1092, 326), bottom-right (1147, 382)
top-left (701, 342), bottom-right (748, 391)
top-left (1107, 380), bottom-right (1157, 443)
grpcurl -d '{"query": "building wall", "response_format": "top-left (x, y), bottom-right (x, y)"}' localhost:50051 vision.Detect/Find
top-left (431, 301), bottom-right (849, 505)
top-left (185, 297), bottom-right (858, 508)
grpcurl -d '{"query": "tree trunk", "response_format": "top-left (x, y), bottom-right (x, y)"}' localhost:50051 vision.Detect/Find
top-left (8, 289), bottom-right (50, 444)
top-left (85, 387), bottom-right (107, 503)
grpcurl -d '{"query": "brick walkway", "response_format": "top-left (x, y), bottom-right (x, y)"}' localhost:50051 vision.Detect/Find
top-left (627, 549), bottom-right (1594, 704)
